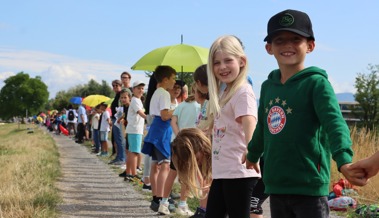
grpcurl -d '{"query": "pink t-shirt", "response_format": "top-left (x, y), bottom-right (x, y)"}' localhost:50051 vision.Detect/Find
top-left (212, 83), bottom-right (261, 179)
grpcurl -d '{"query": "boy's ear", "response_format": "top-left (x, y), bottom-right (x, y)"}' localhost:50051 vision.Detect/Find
top-left (307, 40), bottom-right (315, 53)
top-left (265, 43), bottom-right (274, 55)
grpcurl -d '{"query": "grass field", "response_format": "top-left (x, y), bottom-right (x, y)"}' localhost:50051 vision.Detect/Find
top-left (0, 123), bottom-right (61, 218)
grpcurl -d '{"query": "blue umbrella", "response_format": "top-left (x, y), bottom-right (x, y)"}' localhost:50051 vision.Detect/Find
top-left (69, 96), bottom-right (82, 104)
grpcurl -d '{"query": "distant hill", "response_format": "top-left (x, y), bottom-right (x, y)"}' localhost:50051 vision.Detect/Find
top-left (336, 92), bottom-right (355, 102)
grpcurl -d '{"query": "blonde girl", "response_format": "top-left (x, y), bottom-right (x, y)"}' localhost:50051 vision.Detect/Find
top-left (205, 35), bottom-right (260, 218)
top-left (171, 128), bottom-right (212, 199)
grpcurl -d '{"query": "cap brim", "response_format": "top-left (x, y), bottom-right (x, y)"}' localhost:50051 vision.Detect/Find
top-left (264, 28), bottom-right (312, 42)
top-left (133, 83), bottom-right (145, 87)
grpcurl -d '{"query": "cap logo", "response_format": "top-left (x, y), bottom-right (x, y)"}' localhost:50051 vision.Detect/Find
top-left (279, 13), bottom-right (294, 27)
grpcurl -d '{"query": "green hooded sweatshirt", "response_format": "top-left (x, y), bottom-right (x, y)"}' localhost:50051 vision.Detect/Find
top-left (247, 66), bottom-right (353, 196)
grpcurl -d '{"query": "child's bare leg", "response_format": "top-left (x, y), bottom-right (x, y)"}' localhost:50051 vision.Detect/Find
top-left (163, 169), bottom-right (177, 198)
top-left (156, 162), bottom-right (170, 197)
top-left (150, 162), bottom-right (159, 196)
top-left (129, 152), bottom-right (138, 176)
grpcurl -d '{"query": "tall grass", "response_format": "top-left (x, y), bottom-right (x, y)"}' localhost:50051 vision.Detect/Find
top-left (0, 123), bottom-right (61, 218)
top-left (330, 126), bottom-right (379, 204)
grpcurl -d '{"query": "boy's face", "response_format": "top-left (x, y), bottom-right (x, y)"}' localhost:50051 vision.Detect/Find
top-left (119, 92), bottom-right (130, 105)
top-left (133, 85), bottom-right (145, 98)
top-left (265, 31), bottom-right (315, 68)
top-left (164, 74), bottom-right (176, 90)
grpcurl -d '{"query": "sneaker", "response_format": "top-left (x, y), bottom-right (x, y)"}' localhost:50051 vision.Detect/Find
top-left (176, 204), bottom-right (194, 216)
top-left (190, 207), bottom-right (206, 218)
top-left (108, 159), bottom-right (117, 164)
top-left (136, 167), bottom-right (143, 174)
top-left (158, 203), bottom-right (170, 215)
top-left (124, 174), bottom-right (133, 182)
top-left (99, 152), bottom-right (108, 157)
top-left (168, 198), bottom-right (176, 212)
top-left (95, 151), bottom-right (101, 156)
top-left (119, 164), bottom-right (126, 170)
top-left (142, 184), bottom-right (152, 192)
top-left (150, 200), bottom-right (159, 212)
top-left (111, 161), bottom-right (124, 165)
top-left (131, 175), bottom-right (143, 186)
top-left (119, 170), bottom-right (126, 177)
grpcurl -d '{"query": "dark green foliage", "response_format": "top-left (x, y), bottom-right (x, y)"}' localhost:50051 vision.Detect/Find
top-left (354, 64), bottom-right (379, 130)
top-left (0, 72), bottom-right (49, 119)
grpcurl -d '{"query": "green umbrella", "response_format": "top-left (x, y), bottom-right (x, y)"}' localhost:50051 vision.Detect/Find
top-left (131, 43), bottom-right (209, 73)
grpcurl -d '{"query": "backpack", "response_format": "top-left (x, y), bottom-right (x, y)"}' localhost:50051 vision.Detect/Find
top-left (68, 110), bottom-right (75, 121)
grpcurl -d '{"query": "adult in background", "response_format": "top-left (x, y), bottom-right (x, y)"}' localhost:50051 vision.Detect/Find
top-left (121, 71), bottom-right (132, 90)
top-left (109, 79), bottom-right (125, 165)
top-left (66, 104), bottom-right (78, 137)
top-left (75, 102), bottom-right (88, 144)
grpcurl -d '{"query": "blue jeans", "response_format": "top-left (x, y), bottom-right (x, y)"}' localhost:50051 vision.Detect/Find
top-left (112, 118), bottom-right (125, 162)
top-left (92, 129), bottom-right (100, 152)
top-left (270, 194), bottom-right (329, 218)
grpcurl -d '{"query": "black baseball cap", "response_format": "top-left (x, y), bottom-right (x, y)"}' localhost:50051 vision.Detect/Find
top-left (264, 9), bottom-right (315, 42)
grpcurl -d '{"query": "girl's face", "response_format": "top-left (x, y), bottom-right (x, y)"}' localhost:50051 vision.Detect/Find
top-left (112, 83), bottom-right (122, 93)
top-left (169, 84), bottom-right (181, 99)
top-left (212, 51), bottom-right (245, 86)
top-left (119, 93), bottom-right (130, 105)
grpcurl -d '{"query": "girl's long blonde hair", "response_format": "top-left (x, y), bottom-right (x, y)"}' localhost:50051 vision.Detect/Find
top-left (171, 128), bottom-right (212, 198)
top-left (206, 35), bottom-right (249, 118)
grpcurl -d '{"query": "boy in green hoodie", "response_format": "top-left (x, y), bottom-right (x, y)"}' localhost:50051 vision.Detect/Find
top-left (246, 9), bottom-right (367, 218)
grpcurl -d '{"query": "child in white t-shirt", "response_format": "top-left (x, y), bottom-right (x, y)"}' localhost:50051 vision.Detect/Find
top-left (98, 103), bottom-right (111, 156)
top-left (125, 81), bottom-right (146, 180)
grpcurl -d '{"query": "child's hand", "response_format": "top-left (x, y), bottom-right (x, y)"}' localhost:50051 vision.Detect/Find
top-left (246, 159), bottom-right (260, 174)
top-left (350, 156), bottom-right (379, 180)
top-left (340, 163), bottom-right (368, 186)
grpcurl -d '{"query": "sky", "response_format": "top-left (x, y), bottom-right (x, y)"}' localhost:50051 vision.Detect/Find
top-left (1, 0), bottom-right (379, 99)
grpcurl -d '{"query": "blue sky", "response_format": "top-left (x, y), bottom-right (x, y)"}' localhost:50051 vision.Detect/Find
top-left (1, 0), bottom-right (378, 99)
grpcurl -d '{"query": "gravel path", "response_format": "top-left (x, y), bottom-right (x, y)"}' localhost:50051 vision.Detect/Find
top-left (54, 134), bottom-right (158, 218)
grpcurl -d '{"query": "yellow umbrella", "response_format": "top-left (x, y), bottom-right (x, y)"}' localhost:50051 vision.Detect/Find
top-left (82, 95), bottom-right (110, 107)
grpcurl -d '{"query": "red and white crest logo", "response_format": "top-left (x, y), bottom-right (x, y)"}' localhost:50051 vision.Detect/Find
top-left (267, 106), bottom-right (286, 134)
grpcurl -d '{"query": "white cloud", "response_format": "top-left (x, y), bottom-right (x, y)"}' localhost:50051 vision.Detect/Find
top-left (0, 48), bottom-right (150, 98)
top-left (329, 76), bottom-right (356, 94)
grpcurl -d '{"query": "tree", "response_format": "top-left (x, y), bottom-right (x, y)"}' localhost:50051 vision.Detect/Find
top-left (354, 64), bottom-right (379, 130)
top-left (0, 72), bottom-right (49, 120)
top-left (49, 79), bottom-right (113, 111)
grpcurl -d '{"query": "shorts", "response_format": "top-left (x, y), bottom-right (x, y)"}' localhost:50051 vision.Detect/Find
top-left (99, 131), bottom-right (108, 142)
top-left (125, 133), bottom-right (129, 150)
top-left (151, 146), bottom-right (170, 165)
top-left (128, 133), bottom-right (142, 153)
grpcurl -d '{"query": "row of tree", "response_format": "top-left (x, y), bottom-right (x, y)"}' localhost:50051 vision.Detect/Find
top-left (2, 65), bottom-right (379, 129)
top-left (0, 72), bottom-right (113, 120)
